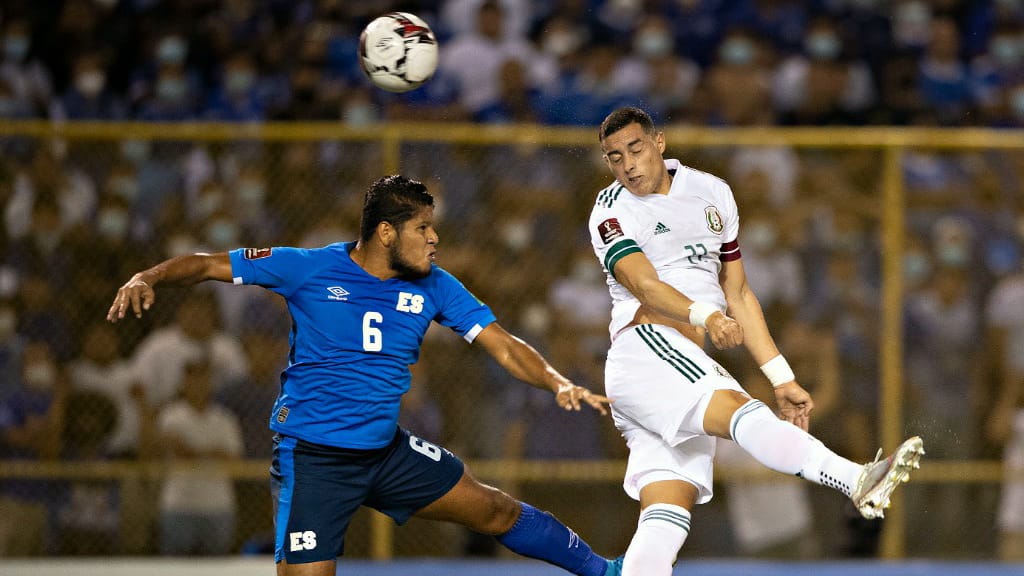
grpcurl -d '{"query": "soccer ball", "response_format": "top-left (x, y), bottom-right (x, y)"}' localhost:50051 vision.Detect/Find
top-left (359, 12), bottom-right (439, 93)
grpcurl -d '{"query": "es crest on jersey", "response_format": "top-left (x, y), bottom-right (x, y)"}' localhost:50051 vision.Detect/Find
top-left (244, 247), bottom-right (273, 259)
top-left (705, 206), bottom-right (724, 235)
top-left (598, 218), bottom-right (624, 244)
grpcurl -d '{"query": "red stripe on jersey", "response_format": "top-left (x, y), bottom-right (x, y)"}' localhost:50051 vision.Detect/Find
top-left (720, 239), bottom-right (741, 262)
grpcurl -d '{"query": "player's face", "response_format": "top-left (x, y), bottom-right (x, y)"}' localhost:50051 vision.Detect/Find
top-left (601, 122), bottom-right (667, 197)
top-left (388, 206), bottom-right (438, 280)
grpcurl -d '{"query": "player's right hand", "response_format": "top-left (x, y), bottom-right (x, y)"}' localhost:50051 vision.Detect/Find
top-left (774, 381), bottom-right (813, 431)
top-left (705, 312), bottom-right (743, 350)
top-left (555, 381), bottom-right (612, 416)
top-left (107, 274), bottom-right (156, 322)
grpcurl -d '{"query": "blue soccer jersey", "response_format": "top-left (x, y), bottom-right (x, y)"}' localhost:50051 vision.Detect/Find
top-left (229, 242), bottom-right (496, 449)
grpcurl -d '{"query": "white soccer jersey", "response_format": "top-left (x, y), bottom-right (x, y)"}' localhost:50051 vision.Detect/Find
top-left (589, 159), bottom-right (741, 338)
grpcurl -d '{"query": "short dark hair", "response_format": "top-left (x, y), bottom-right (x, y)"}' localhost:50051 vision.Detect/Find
top-left (599, 106), bottom-right (656, 142)
top-left (360, 175), bottom-right (434, 242)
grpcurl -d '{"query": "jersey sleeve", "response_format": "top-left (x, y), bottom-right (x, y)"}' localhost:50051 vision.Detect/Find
top-left (716, 179), bottom-right (742, 261)
top-left (229, 247), bottom-right (310, 297)
top-left (432, 267), bottom-right (497, 342)
top-left (589, 201), bottom-right (644, 280)
top-left (718, 178), bottom-right (740, 244)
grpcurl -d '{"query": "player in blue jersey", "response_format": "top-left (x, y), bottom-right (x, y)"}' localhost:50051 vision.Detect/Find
top-left (107, 175), bottom-right (622, 576)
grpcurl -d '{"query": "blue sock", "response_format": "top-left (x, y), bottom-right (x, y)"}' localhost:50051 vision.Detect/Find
top-left (495, 502), bottom-right (608, 576)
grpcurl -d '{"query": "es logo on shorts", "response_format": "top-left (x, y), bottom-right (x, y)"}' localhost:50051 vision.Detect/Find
top-left (598, 218), bottom-right (624, 244)
top-left (290, 530), bottom-right (317, 551)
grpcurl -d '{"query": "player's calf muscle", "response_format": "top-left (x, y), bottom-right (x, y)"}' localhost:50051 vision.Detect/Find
top-left (419, 478), bottom-right (519, 534)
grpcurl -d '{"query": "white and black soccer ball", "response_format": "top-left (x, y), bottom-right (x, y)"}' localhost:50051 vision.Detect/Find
top-left (359, 12), bottom-right (439, 93)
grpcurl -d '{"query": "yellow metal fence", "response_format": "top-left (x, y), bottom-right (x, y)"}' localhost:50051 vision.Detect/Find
top-left (0, 121), bottom-right (1019, 560)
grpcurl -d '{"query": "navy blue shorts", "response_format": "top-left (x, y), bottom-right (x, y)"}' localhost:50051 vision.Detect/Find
top-left (270, 427), bottom-right (465, 564)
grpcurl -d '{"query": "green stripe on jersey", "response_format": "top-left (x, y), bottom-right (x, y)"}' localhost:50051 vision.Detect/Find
top-left (604, 239), bottom-right (641, 277)
top-left (596, 184), bottom-right (625, 208)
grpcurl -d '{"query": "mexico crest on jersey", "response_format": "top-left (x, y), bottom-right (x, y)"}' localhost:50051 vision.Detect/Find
top-left (705, 206), bottom-right (724, 235)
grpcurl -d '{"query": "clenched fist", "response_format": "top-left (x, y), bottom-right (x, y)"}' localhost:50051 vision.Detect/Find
top-left (705, 311), bottom-right (743, 350)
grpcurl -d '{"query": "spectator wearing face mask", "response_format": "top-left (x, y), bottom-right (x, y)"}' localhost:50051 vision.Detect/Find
top-left (631, 15), bottom-right (701, 124)
top-left (704, 28), bottom-right (777, 126)
top-left (903, 257), bottom-right (985, 556)
top-left (138, 63), bottom-right (196, 121)
top-left (129, 289), bottom-right (248, 410)
top-left (0, 17), bottom-right (52, 118)
top-left (204, 51), bottom-right (265, 121)
top-left (52, 51), bottom-right (126, 120)
top-left (0, 339), bottom-right (68, 555)
top-left (918, 15), bottom-right (987, 126)
top-left (156, 353), bottom-right (243, 556)
top-left (0, 339), bottom-right (68, 460)
top-left (438, 0), bottom-right (556, 119)
top-left (64, 190), bottom-right (158, 319)
top-left (542, 39), bottom-right (645, 126)
top-left (8, 191), bottom-right (77, 266)
top-left (973, 21), bottom-right (1024, 120)
top-left (729, 0), bottom-right (808, 54)
top-left (773, 16), bottom-right (876, 125)
top-left (128, 33), bottom-right (189, 109)
top-left (735, 210), bottom-right (803, 326)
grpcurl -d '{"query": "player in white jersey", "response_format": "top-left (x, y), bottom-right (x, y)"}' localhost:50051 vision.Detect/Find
top-left (589, 107), bottom-right (924, 575)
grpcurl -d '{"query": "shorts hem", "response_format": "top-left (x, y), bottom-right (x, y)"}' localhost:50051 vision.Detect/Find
top-left (625, 468), bottom-right (713, 504)
top-left (395, 459), bottom-right (466, 525)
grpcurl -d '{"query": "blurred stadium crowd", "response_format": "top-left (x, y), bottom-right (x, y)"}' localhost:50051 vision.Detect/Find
top-left (3, 0), bottom-right (1024, 126)
top-left (0, 0), bottom-right (1024, 565)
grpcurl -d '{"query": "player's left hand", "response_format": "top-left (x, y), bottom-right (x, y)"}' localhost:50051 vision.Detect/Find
top-left (556, 382), bottom-right (612, 416)
top-left (773, 380), bottom-right (814, 431)
top-left (107, 273), bottom-right (156, 322)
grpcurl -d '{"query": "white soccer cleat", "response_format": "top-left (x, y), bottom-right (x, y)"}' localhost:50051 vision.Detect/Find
top-left (851, 436), bottom-right (925, 520)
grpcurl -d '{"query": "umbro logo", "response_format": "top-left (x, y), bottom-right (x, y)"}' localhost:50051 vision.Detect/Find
top-left (654, 222), bottom-right (671, 235)
top-left (327, 286), bottom-right (349, 300)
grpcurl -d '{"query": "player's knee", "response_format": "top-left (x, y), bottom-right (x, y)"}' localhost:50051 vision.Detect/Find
top-left (703, 389), bottom-right (752, 438)
top-left (473, 487), bottom-right (520, 535)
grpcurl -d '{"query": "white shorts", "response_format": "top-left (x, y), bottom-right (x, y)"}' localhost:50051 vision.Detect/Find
top-left (605, 324), bottom-right (746, 504)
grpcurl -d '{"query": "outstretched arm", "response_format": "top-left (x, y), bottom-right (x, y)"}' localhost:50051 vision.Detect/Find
top-left (473, 323), bottom-right (610, 415)
top-left (106, 252), bottom-right (233, 322)
top-left (719, 257), bottom-right (813, 430)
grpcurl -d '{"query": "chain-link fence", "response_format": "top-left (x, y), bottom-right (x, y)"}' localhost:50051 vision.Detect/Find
top-left (0, 122), bottom-right (1019, 560)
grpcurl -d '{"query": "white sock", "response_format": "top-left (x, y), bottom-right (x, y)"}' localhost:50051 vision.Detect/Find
top-left (729, 399), bottom-right (863, 497)
top-left (622, 503), bottom-right (690, 576)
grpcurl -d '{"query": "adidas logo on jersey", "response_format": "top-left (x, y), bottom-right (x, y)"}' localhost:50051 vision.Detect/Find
top-left (654, 222), bottom-right (671, 235)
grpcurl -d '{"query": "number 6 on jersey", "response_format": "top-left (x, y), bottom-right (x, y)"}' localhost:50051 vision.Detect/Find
top-left (363, 311), bottom-right (383, 351)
